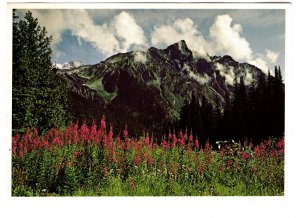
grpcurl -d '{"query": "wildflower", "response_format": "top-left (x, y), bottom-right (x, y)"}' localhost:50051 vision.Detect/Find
top-left (12, 145), bottom-right (17, 155)
top-left (220, 164), bottom-right (225, 173)
top-left (144, 133), bottom-right (149, 144)
top-left (184, 128), bottom-right (188, 141)
top-left (227, 159), bottom-right (233, 170)
top-left (204, 140), bottom-right (210, 152)
top-left (189, 133), bottom-right (193, 143)
top-left (100, 116), bottom-right (106, 129)
top-left (33, 128), bottom-right (38, 138)
top-left (79, 123), bottom-right (89, 141)
top-left (18, 149), bottom-right (24, 158)
top-left (168, 129), bottom-right (172, 141)
top-left (134, 155), bottom-right (141, 166)
top-left (108, 127), bottom-right (113, 140)
top-left (195, 136), bottom-right (199, 150)
top-left (147, 155), bottom-right (153, 166)
top-left (73, 150), bottom-right (81, 158)
top-left (130, 180), bottom-right (135, 189)
top-left (103, 167), bottom-right (109, 177)
top-left (162, 139), bottom-right (170, 150)
top-left (242, 152), bottom-right (250, 160)
top-left (260, 142), bottom-right (266, 151)
top-left (90, 123), bottom-right (98, 141)
top-left (254, 146), bottom-right (261, 158)
top-left (52, 136), bottom-right (62, 147)
top-left (172, 133), bottom-right (177, 147)
top-left (123, 125), bottom-right (128, 139)
top-left (249, 142), bottom-right (253, 149)
top-left (252, 165), bottom-right (257, 174)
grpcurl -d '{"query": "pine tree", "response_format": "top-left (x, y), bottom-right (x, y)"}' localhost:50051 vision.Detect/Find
top-left (12, 11), bottom-right (68, 133)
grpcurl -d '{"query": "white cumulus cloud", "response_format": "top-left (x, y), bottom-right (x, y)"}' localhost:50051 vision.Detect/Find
top-left (31, 10), bottom-right (147, 60)
top-left (151, 18), bottom-right (210, 58)
top-left (209, 14), bottom-right (253, 61)
top-left (265, 49), bottom-right (279, 64)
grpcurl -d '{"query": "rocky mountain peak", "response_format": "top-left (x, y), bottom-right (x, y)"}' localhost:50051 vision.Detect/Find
top-left (164, 40), bottom-right (193, 63)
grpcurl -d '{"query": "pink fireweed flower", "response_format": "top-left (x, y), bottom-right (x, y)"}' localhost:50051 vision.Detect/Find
top-left (204, 140), bottom-right (210, 152)
top-left (270, 149), bottom-right (278, 158)
top-left (252, 165), bottom-right (257, 174)
top-left (189, 133), bottom-right (193, 143)
top-left (130, 180), bottom-right (135, 189)
top-left (260, 142), bottom-right (266, 151)
top-left (90, 123), bottom-right (97, 140)
top-left (108, 127), bottom-right (113, 140)
top-left (33, 128), bottom-right (38, 138)
top-left (79, 123), bottom-right (89, 141)
top-left (18, 149), bottom-right (24, 158)
top-left (162, 140), bottom-right (170, 150)
top-left (242, 152), bottom-right (250, 160)
top-left (172, 133), bottom-right (177, 147)
top-left (184, 128), bottom-right (188, 141)
top-left (144, 133), bottom-right (150, 145)
top-left (52, 136), bottom-right (63, 147)
top-left (179, 129), bottom-right (184, 140)
top-left (195, 136), bottom-right (199, 149)
top-left (249, 142), bottom-right (253, 149)
top-left (168, 130), bottom-right (172, 141)
top-left (18, 142), bottom-right (23, 149)
top-left (227, 159), bottom-right (233, 170)
top-left (134, 155), bottom-right (141, 166)
top-left (147, 155), bottom-right (153, 166)
top-left (254, 146), bottom-right (261, 158)
top-left (123, 125), bottom-right (128, 139)
top-left (220, 164), bottom-right (225, 173)
top-left (277, 138), bottom-right (284, 149)
top-left (100, 116), bottom-right (106, 130)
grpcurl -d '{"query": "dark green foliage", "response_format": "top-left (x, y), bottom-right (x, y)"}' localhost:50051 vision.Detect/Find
top-left (178, 66), bottom-right (284, 144)
top-left (12, 10), bottom-right (69, 133)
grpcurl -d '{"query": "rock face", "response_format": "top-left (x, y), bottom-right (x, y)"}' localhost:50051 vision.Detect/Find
top-left (59, 40), bottom-right (265, 134)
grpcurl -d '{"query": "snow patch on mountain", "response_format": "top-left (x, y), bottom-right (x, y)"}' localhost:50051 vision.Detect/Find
top-left (53, 61), bottom-right (84, 70)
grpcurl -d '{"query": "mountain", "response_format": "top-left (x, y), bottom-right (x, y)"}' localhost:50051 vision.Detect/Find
top-left (54, 61), bottom-right (84, 70)
top-left (59, 40), bottom-right (265, 135)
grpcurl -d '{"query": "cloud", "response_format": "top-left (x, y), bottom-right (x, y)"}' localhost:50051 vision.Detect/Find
top-left (183, 64), bottom-right (211, 84)
top-left (248, 56), bottom-right (269, 73)
top-left (111, 11), bottom-right (148, 52)
top-left (133, 51), bottom-right (147, 64)
top-left (151, 18), bottom-right (210, 58)
top-left (190, 72), bottom-right (211, 85)
top-left (209, 14), bottom-right (253, 60)
top-left (215, 63), bottom-right (235, 86)
top-left (265, 49), bottom-right (279, 64)
top-left (244, 69), bottom-right (253, 85)
top-left (31, 10), bottom-right (147, 60)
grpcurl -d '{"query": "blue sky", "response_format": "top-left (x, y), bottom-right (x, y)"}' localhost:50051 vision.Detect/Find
top-left (18, 9), bottom-right (285, 76)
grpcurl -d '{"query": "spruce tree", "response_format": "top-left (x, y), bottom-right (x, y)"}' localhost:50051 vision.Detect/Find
top-left (12, 11), bottom-right (68, 133)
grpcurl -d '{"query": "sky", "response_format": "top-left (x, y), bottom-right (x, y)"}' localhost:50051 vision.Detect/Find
top-left (16, 9), bottom-right (285, 76)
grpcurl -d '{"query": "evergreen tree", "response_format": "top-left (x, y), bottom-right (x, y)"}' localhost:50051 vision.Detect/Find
top-left (13, 11), bottom-right (68, 133)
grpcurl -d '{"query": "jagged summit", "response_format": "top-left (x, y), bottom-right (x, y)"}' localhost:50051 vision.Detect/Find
top-left (164, 40), bottom-right (193, 62)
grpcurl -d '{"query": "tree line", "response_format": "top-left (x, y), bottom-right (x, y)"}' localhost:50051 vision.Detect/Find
top-left (177, 67), bottom-right (284, 146)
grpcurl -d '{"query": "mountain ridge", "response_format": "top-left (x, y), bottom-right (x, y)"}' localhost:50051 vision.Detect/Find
top-left (59, 40), bottom-right (266, 134)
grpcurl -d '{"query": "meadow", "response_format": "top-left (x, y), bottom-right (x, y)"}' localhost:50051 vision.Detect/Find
top-left (12, 117), bottom-right (284, 196)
